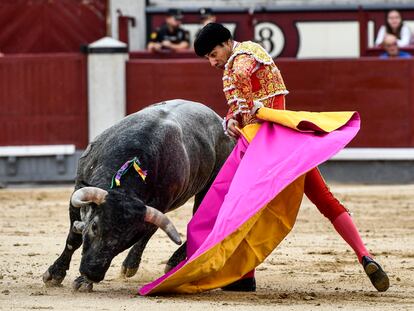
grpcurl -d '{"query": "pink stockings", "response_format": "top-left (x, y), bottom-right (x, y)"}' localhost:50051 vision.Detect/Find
top-left (305, 168), bottom-right (371, 263)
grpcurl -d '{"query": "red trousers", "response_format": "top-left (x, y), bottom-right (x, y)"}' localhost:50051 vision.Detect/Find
top-left (305, 168), bottom-right (346, 222)
top-left (263, 95), bottom-right (347, 222)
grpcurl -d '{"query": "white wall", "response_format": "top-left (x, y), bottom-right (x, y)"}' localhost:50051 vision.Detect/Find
top-left (109, 0), bottom-right (147, 50)
top-left (296, 21), bottom-right (360, 58)
top-left (87, 38), bottom-right (128, 141)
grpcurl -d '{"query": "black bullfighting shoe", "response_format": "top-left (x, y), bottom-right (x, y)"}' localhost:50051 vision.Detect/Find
top-left (221, 277), bottom-right (256, 292)
top-left (362, 256), bottom-right (390, 292)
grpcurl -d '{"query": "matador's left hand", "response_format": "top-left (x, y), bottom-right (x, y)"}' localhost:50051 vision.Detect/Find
top-left (227, 119), bottom-right (241, 139)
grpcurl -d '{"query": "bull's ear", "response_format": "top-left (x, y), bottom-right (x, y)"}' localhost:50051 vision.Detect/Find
top-left (71, 187), bottom-right (108, 208)
top-left (144, 206), bottom-right (182, 245)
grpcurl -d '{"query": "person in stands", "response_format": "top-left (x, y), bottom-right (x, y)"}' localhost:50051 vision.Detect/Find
top-left (147, 9), bottom-right (190, 52)
top-left (380, 34), bottom-right (412, 58)
top-left (200, 8), bottom-right (217, 27)
top-left (375, 9), bottom-right (412, 47)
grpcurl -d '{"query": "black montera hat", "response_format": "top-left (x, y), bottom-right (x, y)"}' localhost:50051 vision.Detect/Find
top-left (194, 23), bottom-right (232, 57)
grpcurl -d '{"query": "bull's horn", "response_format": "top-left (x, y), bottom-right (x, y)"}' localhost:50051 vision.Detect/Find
top-left (144, 206), bottom-right (182, 245)
top-left (71, 187), bottom-right (108, 208)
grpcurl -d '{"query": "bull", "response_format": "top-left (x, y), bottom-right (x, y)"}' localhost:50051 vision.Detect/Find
top-left (42, 100), bottom-right (234, 291)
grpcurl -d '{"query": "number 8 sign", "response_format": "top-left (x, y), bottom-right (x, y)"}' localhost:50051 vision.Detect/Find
top-left (254, 22), bottom-right (285, 58)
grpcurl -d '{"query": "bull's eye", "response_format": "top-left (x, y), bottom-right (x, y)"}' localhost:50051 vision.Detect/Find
top-left (91, 222), bottom-right (98, 234)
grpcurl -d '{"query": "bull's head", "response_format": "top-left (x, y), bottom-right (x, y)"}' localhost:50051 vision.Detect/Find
top-left (70, 187), bottom-right (181, 286)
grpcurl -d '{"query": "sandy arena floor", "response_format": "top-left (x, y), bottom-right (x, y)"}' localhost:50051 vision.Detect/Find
top-left (0, 184), bottom-right (413, 310)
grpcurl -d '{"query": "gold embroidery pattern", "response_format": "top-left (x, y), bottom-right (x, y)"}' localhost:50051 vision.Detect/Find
top-left (223, 41), bottom-right (288, 127)
top-left (225, 41), bottom-right (273, 68)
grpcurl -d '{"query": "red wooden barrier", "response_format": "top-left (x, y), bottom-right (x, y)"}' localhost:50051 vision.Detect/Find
top-left (279, 58), bottom-right (414, 147)
top-left (0, 0), bottom-right (107, 53)
top-left (0, 54), bottom-right (88, 148)
top-left (127, 57), bottom-right (414, 147)
top-left (126, 59), bottom-right (225, 115)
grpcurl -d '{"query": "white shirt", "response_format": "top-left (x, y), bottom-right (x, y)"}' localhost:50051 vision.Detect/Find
top-left (375, 24), bottom-right (412, 47)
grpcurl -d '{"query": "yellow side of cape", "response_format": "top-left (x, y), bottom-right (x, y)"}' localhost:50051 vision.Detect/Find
top-left (146, 109), bottom-right (355, 294)
top-left (256, 107), bottom-right (356, 133)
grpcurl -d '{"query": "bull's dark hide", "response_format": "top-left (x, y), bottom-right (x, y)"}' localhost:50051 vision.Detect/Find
top-left (43, 99), bottom-right (234, 290)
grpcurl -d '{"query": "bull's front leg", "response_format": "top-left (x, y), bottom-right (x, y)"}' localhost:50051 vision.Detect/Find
top-left (43, 206), bottom-right (83, 286)
top-left (165, 180), bottom-right (213, 273)
top-left (121, 227), bottom-right (157, 278)
top-left (165, 242), bottom-right (187, 273)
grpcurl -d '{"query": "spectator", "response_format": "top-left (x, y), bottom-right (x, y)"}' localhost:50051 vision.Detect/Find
top-left (200, 8), bottom-right (217, 26)
top-left (147, 8), bottom-right (190, 52)
top-left (375, 10), bottom-right (412, 47)
top-left (194, 8), bottom-right (218, 45)
top-left (380, 34), bottom-right (412, 58)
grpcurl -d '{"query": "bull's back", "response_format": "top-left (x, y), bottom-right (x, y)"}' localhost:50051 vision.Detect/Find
top-left (137, 100), bottom-right (234, 207)
top-left (77, 100), bottom-right (233, 209)
top-left (144, 100), bottom-right (226, 146)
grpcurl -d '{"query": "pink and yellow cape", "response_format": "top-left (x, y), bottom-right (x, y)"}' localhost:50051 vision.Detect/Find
top-left (139, 108), bottom-right (360, 295)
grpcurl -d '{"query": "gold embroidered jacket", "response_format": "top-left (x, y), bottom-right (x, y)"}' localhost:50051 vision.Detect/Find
top-left (222, 41), bottom-right (288, 129)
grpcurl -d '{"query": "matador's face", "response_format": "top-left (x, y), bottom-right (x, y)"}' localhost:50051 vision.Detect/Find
top-left (205, 40), bottom-right (233, 70)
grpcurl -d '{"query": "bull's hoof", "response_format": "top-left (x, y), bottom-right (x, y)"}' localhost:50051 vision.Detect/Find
top-left (42, 269), bottom-right (64, 287)
top-left (72, 275), bottom-right (94, 292)
top-left (120, 265), bottom-right (138, 278)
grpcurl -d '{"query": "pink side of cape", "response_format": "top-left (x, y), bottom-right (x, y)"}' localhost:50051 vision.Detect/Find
top-left (140, 114), bottom-right (360, 295)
